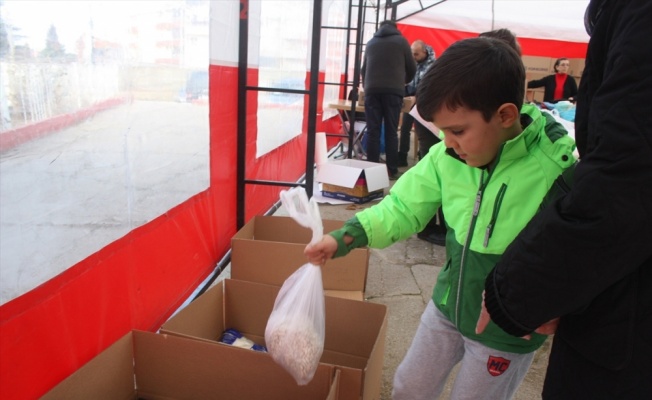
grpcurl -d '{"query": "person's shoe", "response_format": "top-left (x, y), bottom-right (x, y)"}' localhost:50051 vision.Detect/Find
top-left (417, 231), bottom-right (446, 246)
top-left (397, 152), bottom-right (408, 167)
top-left (389, 171), bottom-right (403, 181)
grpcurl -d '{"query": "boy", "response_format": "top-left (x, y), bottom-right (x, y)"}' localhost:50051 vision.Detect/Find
top-left (305, 37), bottom-right (576, 399)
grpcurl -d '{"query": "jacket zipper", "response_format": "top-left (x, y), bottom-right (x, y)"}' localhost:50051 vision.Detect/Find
top-left (483, 183), bottom-right (507, 247)
top-left (455, 169), bottom-right (486, 325)
top-left (453, 142), bottom-right (504, 327)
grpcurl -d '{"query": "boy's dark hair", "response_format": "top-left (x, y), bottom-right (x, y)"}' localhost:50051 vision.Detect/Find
top-left (379, 20), bottom-right (396, 28)
top-left (417, 37), bottom-right (525, 122)
top-left (479, 28), bottom-right (521, 56)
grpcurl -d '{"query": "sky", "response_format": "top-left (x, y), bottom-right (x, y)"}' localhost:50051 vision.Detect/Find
top-left (2, 0), bottom-right (180, 52)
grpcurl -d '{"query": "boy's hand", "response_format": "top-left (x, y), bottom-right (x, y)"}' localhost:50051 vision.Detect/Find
top-left (475, 293), bottom-right (492, 335)
top-left (304, 235), bottom-right (338, 266)
top-left (475, 292), bottom-right (560, 339)
top-left (533, 318), bottom-right (559, 335)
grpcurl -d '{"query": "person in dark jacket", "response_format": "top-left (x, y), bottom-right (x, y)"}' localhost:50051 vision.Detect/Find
top-left (477, 0), bottom-right (652, 398)
top-left (527, 57), bottom-right (578, 103)
top-left (398, 40), bottom-right (436, 167)
top-left (361, 20), bottom-right (416, 180)
top-left (397, 40), bottom-right (447, 246)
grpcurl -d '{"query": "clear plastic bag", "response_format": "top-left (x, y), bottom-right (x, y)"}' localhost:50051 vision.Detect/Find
top-left (265, 262), bottom-right (325, 385)
top-left (265, 187), bottom-right (325, 385)
top-left (279, 187), bottom-right (323, 245)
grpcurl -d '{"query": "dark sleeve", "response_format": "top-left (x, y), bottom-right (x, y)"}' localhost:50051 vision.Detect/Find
top-left (404, 42), bottom-right (417, 83)
top-left (484, 2), bottom-right (652, 335)
top-left (526, 76), bottom-right (548, 88)
top-left (565, 76), bottom-right (578, 99)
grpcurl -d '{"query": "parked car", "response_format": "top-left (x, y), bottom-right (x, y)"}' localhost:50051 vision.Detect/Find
top-left (179, 70), bottom-right (208, 102)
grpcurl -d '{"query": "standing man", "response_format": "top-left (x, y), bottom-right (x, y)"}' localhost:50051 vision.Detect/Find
top-left (477, 0), bottom-right (652, 398)
top-left (398, 39), bottom-right (436, 167)
top-left (361, 20), bottom-right (416, 180)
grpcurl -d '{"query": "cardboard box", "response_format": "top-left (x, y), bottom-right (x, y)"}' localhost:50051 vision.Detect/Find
top-left (526, 88), bottom-right (545, 103)
top-left (317, 159), bottom-right (389, 204)
top-left (231, 215), bottom-right (370, 300)
top-left (321, 184), bottom-right (384, 204)
top-left (402, 96), bottom-right (415, 113)
top-left (522, 55), bottom-right (553, 74)
top-left (568, 58), bottom-right (585, 78)
top-left (43, 329), bottom-right (340, 400)
top-left (525, 71), bottom-right (550, 103)
top-left (160, 279), bottom-right (387, 400)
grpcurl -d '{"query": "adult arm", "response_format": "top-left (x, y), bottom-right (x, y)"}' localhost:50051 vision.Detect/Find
top-left (526, 75), bottom-right (549, 89)
top-left (404, 41), bottom-right (417, 83)
top-left (483, 1), bottom-right (652, 337)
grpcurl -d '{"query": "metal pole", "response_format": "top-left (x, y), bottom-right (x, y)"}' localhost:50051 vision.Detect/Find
top-left (306, 0), bottom-right (323, 198)
top-left (236, 0), bottom-right (249, 229)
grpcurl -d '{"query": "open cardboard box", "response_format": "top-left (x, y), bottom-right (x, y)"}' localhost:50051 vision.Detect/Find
top-left (160, 279), bottom-right (388, 400)
top-left (231, 215), bottom-right (370, 301)
top-left (42, 329), bottom-right (340, 400)
top-left (317, 159), bottom-right (389, 204)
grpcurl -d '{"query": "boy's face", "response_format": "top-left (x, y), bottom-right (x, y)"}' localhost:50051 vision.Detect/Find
top-left (433, 105), bottom-right (510, 168)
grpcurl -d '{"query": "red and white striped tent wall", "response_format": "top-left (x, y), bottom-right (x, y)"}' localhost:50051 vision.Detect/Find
top-left (0, 1), bottom-right (589, 398)
top-left (398, 0), bottom-right (590, 58)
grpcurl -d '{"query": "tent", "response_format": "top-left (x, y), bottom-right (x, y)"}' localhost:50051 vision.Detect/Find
top-left (396, 0), bottom-right (590, 58)
top-left (0, 1), bottom-right (591, 398)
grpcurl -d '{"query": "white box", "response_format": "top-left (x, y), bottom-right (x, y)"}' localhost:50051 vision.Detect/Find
top-left (317, 159), bottom-right (389, 204)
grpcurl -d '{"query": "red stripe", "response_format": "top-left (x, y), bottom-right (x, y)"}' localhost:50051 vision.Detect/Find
top-left (399, 24), bottom-right (588, 58)
top-left (0, 65), bottom-right (337, 399)
top-left (0, 97), bottom-right (130, 152)
top-left (0, 65), bottom-right (238, 399)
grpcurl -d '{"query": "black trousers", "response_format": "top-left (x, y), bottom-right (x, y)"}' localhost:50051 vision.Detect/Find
top-left (399, 112), bottom-right (415, 155)
top-left (542, 334), bottom-right (652, 399)
top-left (417, 126), bottom-right (445, 233)
top-left (399, 112), bottom-right (441, 159)
top-left (364, 93), bottom-right (402, 174)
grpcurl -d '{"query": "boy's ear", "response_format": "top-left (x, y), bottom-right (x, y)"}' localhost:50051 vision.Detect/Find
top-left (497, 103), bottom-right (519, 127)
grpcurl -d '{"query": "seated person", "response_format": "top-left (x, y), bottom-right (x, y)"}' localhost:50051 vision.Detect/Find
top-left (527, 57), bottom-right (578, 103)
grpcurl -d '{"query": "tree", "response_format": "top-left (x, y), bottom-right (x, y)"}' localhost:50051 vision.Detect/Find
top-left (40, 24), bottom-right (66, 60)
top-left (0, 21), bottom-right (8, 59)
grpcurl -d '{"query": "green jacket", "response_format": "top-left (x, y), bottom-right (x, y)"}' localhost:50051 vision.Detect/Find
top-left (356, 104), bottom-right (576, 353)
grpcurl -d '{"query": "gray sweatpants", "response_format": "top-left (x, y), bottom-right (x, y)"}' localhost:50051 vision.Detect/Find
top-left (392, 301), bottom-right (535, 400)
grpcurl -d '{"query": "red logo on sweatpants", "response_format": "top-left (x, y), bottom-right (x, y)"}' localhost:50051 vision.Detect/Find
top-left (487, 356), bottom-right (511, 376)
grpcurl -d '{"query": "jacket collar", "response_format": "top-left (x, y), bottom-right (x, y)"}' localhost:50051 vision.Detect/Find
top-left (496, 104), bottom-right (545, 162)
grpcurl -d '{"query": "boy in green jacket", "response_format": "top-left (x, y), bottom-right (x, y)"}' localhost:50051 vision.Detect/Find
top-left (305, 37), bottom-right (576, 399)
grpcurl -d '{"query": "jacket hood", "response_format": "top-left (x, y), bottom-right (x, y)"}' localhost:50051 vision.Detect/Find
top-left (423, 45), bottom-right (436, 63)
top-left (374, 23), bottom-right (402, 38)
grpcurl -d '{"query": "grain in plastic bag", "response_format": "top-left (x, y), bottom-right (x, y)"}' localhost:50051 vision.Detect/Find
top-left (265, 188), bottom-right (325, 385)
